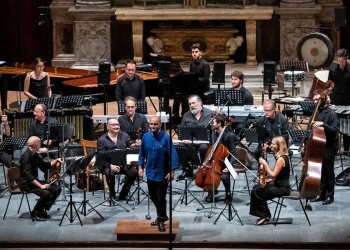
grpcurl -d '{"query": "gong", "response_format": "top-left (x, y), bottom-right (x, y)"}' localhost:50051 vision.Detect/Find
top-left (297, 32), bottom-right (334, 68)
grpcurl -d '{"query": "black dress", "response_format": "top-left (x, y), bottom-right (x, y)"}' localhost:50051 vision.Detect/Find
top-left (29, 74), bottom-right (48, 98)
top-left (249, 155), bottom-right (291, 218)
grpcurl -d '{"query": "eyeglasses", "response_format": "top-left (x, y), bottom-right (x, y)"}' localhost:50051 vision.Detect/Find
top-left (126, 106), bottom-right (135, 109)
top-left (126, 68), bottom-right (136, 72)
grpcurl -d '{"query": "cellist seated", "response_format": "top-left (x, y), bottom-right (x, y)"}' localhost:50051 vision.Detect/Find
top-left (195, 114), bottom-right (238, 204)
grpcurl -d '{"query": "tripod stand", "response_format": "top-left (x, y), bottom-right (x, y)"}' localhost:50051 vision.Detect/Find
top-left (59, 156), bottom-right (91, 226)
top-left (94, 149), bottom-right (129, 212)
top-left (76, 153), bottom-right (104, 220)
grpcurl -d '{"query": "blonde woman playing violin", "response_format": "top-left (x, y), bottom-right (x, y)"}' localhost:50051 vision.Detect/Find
top-left (249, 136), bottom-right (291, 226)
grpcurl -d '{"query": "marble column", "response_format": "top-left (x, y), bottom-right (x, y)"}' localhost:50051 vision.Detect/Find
top-left (245, 20), bottom-right (257, 66)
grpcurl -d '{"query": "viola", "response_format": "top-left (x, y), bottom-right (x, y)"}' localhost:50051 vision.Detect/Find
top-left (49, 147), bottom-right (63, 184)
top-left (259, 148), bottom-right (266, 187)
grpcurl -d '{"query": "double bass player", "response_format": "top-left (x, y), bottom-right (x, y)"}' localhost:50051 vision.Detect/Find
top-left (310, 89), bottom-right (339, 205)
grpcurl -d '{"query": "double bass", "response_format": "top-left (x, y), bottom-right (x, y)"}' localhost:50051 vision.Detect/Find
top-left (299, 81), bottom-right (333, 199)
top-left (195, 122), bottom-right (230, 191)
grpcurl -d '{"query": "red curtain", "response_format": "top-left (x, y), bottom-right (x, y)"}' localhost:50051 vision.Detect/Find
top-left (0, 0), bottom-right (53, 65)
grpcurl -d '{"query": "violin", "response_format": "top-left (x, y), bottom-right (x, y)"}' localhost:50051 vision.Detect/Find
top-left (49, 147), bottom-right (63, 184)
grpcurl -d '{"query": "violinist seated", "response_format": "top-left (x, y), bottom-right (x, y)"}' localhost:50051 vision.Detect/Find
top-left (249, 136), bottom-right (291, 226)
top-left (197, 114), bottom-right (238, 204)
top-left (253, 99), bottom-right (289, 161)
top-left (309, 89), bottom-right (339, 205)
top-left (97, 119), bottom-right (140, 201)
top-left (18, 136), bottom-right (63, 221)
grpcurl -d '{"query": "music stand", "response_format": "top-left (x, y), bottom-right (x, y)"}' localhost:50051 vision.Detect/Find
top-left (94, 149), bottom-right (129, 212)
top-left (59, 154), bottom-right (95, 226)
top-left (0, 137), bottom-right (27, 152)
top-left (23, 97), bottom-right (55, 112)
top-left (214, 90), bottom-right (243, 106)
top-left (279, 60), bottom-right (309, 97)
top-left (172, 145), bottom-right (204, 210)
top-left (118, 101), bottom-right (148, 115)
top-left (178, 126), bottom-right (208, 142)
top-left (243, 128), bottom-right (259, 146)
top-left (54, 95), bottom-right (84, 109)
top-left (299, 101), bottom-right (315, 112)
top-left (213, 158), bottom-right (243, 225)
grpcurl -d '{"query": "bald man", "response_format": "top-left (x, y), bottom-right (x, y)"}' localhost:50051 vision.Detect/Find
top-left (138, 116), bottom-right (179, 232)
top-left (18, 136), bottom-right (62, 221)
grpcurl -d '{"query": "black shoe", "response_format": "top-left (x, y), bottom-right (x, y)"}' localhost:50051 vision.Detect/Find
top-left (322, 197), bottom-right (334, 205)
top-left (310, 195), bottom-right (324, 202)
top-left (150, 215), bottom-right (169, 226)
top-left (158, 221), bottom-right (166, 232)
top-left (40, 210), bottom-right (51, 219)
top-left (177, 172), bottom-right (187, 180)
top-left (31, 211), bottom-right (46, 221)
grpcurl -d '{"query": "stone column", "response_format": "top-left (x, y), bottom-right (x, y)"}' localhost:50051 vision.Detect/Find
top-left (50, 0), bottom-right (76, 67)
top-left (68, 4), bottom-right (115, 70)
top-left (132, 21), bottom-right (144, 64)
top-left (245, 20), bottom-right (257, 66)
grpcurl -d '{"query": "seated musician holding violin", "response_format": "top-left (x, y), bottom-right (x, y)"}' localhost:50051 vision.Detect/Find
top-left (249, 136), bottom-right (291, 226)
top-left (97, 118), bottom-right (141, 201)
top-left (18, 136), bottom-right (63, 221)
top-left (310, 89), bottom-right (339, 205)
top-left (197, 114), bottom-right (238, 203)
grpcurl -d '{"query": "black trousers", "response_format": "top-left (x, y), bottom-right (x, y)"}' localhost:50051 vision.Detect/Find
top-left (22, 180), bottom-right (61, 213)
top-left (147, 179), bottom-right (168, 221)
top-left (319, 146), bottom-right (338, 199)
top-left (0, 151), bottom-right (12, 168)
top-left (249, 183), bottom-right (290, 218)
top-left (102, 165), bottom-right (137, 198)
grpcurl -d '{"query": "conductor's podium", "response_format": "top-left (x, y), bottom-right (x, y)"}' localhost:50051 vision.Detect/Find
top-left (115, 219), bottom-right (180, 241)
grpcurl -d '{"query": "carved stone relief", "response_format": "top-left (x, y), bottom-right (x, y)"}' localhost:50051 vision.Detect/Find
top-left (280, 19), bottom-right (316, 59)
top-left (75, 21), bottom-right (110, 62)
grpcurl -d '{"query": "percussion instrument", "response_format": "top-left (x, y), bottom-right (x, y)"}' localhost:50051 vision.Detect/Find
top-left (297, 32), bottom-right (334, 68)
top-left (308, 70), bottom-right (329, 99)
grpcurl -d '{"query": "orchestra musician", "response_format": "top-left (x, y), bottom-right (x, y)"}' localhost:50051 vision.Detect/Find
top-left (172, 43), bottom-right (210, 119)
top-left (118, 96), bottom-right (149, 132)
top-left (177, 95), bottom-right (213, 180)
top-left (328, 48), bottom-right (350, 151)
top-left (18, 136), bottom-right (62, 221)
top-left (0, 114), bottom-right (12, 168)
top-left (24, 57), bottom-right (51, 99)
top-left (249, 136), bottom-right (291, 226)
top-left (310, 89), bottom-right (339, 205)
top-left (115, 59), bottom-right (146, 102)
top-left (137, 116), bottom-right (179, 232)
top-left (254, 99), bottom-right (289, 161)
top-left (97, 118), bottom-right (140, 201)
top-left (203, 114), bottom-right (238, 203)
top-left (28, 104), bottom-right (59, 159)
top-left (229, 70), bottom-right (254, 139)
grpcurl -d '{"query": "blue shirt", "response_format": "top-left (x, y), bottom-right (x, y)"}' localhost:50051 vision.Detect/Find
top-left (138, 130), bottom-right (179, 181)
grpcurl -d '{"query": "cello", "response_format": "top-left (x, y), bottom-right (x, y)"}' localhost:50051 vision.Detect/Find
top-left (299, 81), bottom-right (334, 199)
top-left (195, 120), bottom-right (230, 191)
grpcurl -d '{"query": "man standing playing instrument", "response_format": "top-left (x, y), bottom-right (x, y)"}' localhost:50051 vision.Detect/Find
top-left (173, 43), bottom-right (210, 119)
top-left (254, 99), bottom-right (289, 160)
top-left (118, 96), bottom-right (149, 134)
top-left (0, 114), bottom-right (12, 168)
top-left (328, 48), bottom-right (350, 151)
top-left (18, 136), bottom-right (62, 221)
top-left (310, 90), bottom-right (339, 205)
top-left (138, 116), bottom-right (179, 232)
top-left (115, 59), bottom-right (146, 102)
top-left (97, 118), bottom-right (140, 200)
top-left (204, 114), bottom-right (238, 203)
